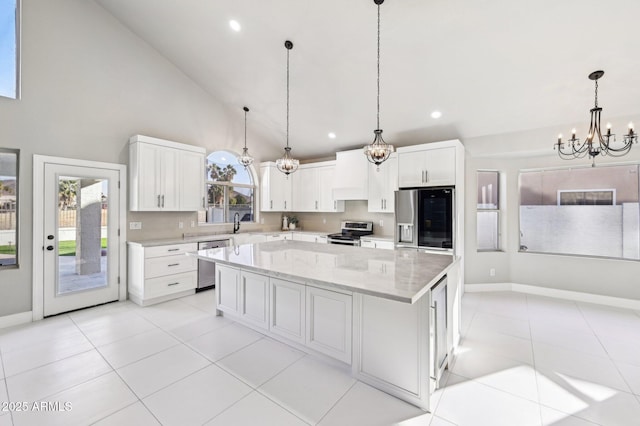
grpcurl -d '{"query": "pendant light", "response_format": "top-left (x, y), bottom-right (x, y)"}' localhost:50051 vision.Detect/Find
top-left (237, 106), bottom-right (254, 168)
top-left (276, 40), bottom-right (299, 176)
top-left (555, 70), bottom-right (637, 166)
top-left (364, 0), bottom-right (394, 169)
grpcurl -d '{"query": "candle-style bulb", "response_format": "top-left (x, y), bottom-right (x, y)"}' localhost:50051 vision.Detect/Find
top-left (571, 128), bottom-right (577, 139)
top-left (558, 133), bottom-right (562, 143)
top-left (606, 123), bottom-right (612, 136)
top-left (629, 122), bottom-right (635, 135)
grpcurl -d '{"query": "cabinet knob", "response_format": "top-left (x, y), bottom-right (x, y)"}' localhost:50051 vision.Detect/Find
top-left (46, 245), bottom-right (54, 251)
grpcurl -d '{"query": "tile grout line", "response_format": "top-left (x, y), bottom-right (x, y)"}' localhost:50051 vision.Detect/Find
top-left (524, 294), bottom-right (544, 426)
top-left (0, 351), bottom-right (15, 426)
top-left (315, 380), bottom-right (358, 425)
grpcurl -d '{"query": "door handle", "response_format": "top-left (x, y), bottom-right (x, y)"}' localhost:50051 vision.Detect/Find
top-left (47, 235), bottom-right (54, 240)
top-left (168, 263), bottom-right (180, 267)
top-left (157, 195), bottom-right (161, 207)
top-left (46, 245), bottom-right (54, 251)
top-left (167, 282), bottom-right (179, 286)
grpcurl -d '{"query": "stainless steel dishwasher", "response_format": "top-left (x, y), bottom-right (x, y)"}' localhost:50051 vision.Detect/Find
top-left (197, 239), bottom-right (230, 291)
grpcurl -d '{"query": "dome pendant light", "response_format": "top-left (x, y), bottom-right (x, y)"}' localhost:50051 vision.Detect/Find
top-left (364, 0), bottom-right (394, 170)
top-left (237, 106), bottom-right (254, 168)
top-left (276, 40), bottom-right (299, 176)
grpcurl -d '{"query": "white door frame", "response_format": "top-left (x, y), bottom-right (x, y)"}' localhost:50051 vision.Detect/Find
top-left (32, 155), bottom-right (127, 320)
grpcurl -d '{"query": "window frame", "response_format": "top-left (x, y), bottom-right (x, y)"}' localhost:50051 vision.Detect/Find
top-left (0, 147), bottom-right (19, 269)
top-left (0, 0), bottom-right (21, 100)
top-left (203, 151), bottom-right (257, 224)
top-left (518, 163), bottom-right (640, 260)
top-left (476, 170), bottom-right (502, 252)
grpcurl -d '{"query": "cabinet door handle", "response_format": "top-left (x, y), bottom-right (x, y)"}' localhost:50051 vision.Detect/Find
top-left (167, 282), bottom-right (179, 286)
top-left (167, 248), bottom-right (180, 252)
top-left (381, 199), bottom-right (383, 209)
top-left (315, 201), bottom-right (318, 210)
top-left (270, 200), bottom-right (273, 209)
top-left (161, 195), bottom-right (165, 207)
top-left (425, 170), bottom-right (429, 183)
top-left (383, 199), bottom-right (386, 210)
top-left (284, 200), bottom-right (287, 209)
top-left (334, 201), bottom-right (337, 209)
top-left (157, 195), bottom-right (161, 207)
top-left (202, 197), bottom-right (205, 208)
top-left (168, 263), bottom-right (179, 267)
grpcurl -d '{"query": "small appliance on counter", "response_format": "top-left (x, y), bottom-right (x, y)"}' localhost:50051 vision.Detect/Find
top-left (197, 238), bottom-right (230, 291)
top-left (395, 187), bottom-right (454, 251)
top-left (327, 221), bottom-right (374, 246)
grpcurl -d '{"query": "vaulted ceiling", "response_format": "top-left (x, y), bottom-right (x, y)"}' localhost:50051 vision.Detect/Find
top-left (95, 0), bottom-right (640, 159)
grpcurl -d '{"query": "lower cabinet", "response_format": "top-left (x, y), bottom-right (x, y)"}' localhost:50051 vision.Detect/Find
top-left (270, 278), bottom-right (306, 345)
top-left (216, 264), bottom-right (240, 316)
top-left (360, 239), bottom-right (395, 250)
top-left (215, 268), bottom-right (353, 364)
top-left (240, 270), bottom-right (270, 330)
top-left (306, 286), bottom-right (352, 364)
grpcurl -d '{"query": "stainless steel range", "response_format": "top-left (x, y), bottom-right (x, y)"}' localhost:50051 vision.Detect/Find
top-left (327, 221), bottom-right (373, 246)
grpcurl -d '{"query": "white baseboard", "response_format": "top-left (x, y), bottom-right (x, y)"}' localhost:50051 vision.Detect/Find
top-left (465, 283), bottom-right (640, 311)
top-left (0, 311), bottom-right (33, 329)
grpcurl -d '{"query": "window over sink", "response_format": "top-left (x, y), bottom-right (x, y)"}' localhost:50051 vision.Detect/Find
top-left (198, 150), bottom-right (256, 224)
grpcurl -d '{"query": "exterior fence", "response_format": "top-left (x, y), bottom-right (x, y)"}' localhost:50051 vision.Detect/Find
top-left (0, 207), bottom-right (108, 231)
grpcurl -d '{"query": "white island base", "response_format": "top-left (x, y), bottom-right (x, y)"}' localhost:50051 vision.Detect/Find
top-left (195, 241), bottom-right (461, 411)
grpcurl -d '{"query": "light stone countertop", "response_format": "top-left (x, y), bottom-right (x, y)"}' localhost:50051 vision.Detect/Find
top-left (191, 240), bottom-right (457, 304)
top-left (127, 230), bottom-right (328, 247)
top-left (360, 235), bottom-right (394, 242)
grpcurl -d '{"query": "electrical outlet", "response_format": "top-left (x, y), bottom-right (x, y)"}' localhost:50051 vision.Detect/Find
top-left (178, 222), bottom-right (184, 229)
top-left (379, 219), bottom-right (384, 227)
top-left (129, 221), bottom-right (142, 230)
top-left (490, 268), bottom-right (496, 277)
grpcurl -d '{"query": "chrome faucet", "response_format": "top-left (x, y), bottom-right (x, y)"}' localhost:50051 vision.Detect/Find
top-left (233, 212), bottom-right (240, 234)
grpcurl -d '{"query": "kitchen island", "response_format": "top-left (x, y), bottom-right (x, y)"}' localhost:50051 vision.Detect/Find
top-left (191, 240), bottom-right (461, 411)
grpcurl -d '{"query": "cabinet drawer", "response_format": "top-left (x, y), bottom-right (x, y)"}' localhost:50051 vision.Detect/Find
top-left (145, 255), bottom-right (197, 278)
top-left (145, 243), bottom-right (197, 259)
top-left (145, 271), bottom-right (197, 298)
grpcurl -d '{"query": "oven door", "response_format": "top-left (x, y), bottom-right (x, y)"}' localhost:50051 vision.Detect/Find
top-left (328, 238), bottom-right (359, 246)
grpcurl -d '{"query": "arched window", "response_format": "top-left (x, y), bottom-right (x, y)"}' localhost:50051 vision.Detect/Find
top-left (203, 150), bottom-right (256, 224)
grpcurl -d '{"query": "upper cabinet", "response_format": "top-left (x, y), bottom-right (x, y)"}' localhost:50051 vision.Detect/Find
top-left (368, 153), bottom-right (398, 213)
top-left (397, 140), bottom-right (462, 188)
top-left (333, 149), bottom-right (369, 200)
top-left (260, 162), bottom-right (293, 212)
top-left (129, 135), bottom-right (205, 211)
top-left (292, 162), bottom-right (345, 213)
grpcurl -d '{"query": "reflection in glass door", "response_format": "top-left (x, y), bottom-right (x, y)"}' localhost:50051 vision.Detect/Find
top-left (43, 164), bottom-right (120, 316)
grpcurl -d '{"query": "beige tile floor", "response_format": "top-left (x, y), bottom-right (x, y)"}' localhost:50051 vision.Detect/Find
top-left (1, 290), bottom-right (640, 425)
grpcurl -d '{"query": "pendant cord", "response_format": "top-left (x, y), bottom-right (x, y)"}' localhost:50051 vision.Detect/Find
top-left (594, 79), bottom-right (598, 108)
top-left (286, 47), bottom-right (290, 149)
top-left (376, 3), bottom-right (381, 130)
top-left (244, 109), bottom-right (248, 149)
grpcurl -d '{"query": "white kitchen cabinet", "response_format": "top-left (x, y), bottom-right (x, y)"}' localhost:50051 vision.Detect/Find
top-left (398, 145), bottom-right (456, 188)
top-left (265, 232), bottom-right (292, 242)
top-left (306, 286), bottom-right (352, 364)
top-left (127, 242), bottom-right (198, 306)
top-left (292, 162), bottom-right (345, 212)
top-left (360, 238), bottom-right (395, 250)
top-left (368, 153), bottom-right (397, 213)
top-left (129, 135), bottom-right (205, 211)
top-left (179, 150), bottom-right (206, 211)
top-left (292, 233), bottom-right (328, 243)
top-left (216, 264), bottom-right (240, 316)
top-left (333, 149), bottom-right (369, 200)
top-left (240, 270), bottom-right (270, 330)
top-left (270, 278), bottom-right (306, 345)
top-left (260, 162), bottom-right (293, 212)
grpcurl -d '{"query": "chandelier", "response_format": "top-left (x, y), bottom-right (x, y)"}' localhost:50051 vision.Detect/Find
top-left (363, 0), bottom-right (394, 169)
top-left (237, 106), bottom-right (254, 168)
top-left (276, 40), bottom-right (299, 176)
top-left (555, 70), bottom-right (637, 166)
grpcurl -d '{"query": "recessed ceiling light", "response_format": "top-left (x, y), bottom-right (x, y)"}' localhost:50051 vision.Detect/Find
top-left (431, 111), bottom-right (442, 119)
top-left (229, 20), bottom-right (241, 32)
top-left (328, 132), bottom-right (336, 139)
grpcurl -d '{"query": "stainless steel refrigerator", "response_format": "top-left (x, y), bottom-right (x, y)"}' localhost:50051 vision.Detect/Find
top-left (395, 187), bottom-right (454, 251)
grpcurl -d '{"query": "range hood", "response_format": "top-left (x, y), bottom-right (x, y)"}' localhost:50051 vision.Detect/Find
top-left (332, 149), bottom-right (369, 200)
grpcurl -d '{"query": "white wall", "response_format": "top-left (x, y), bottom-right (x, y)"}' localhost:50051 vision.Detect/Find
top-left (0, 0), bottom-right (281, 317)
top-left (464, 124), bottom-right (640, 301)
